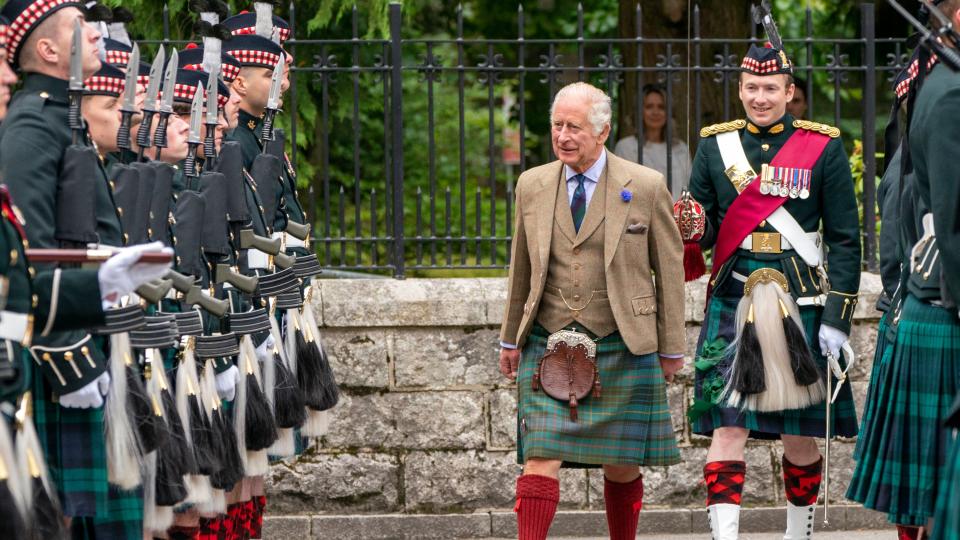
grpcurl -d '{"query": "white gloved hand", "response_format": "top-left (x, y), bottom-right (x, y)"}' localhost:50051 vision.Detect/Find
top-left (255, 335), bottom-right (276, 365)
top-left (215, 365), bottom-right (240, 402)
top-left (98, 241), bottom-right (174, 308)
top-left (60, 372), bottom-right (110, 409)
top-left (818, 324), bottom-right (848, 372)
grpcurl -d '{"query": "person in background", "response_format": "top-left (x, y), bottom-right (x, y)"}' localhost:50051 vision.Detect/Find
top-left (787, 76), bottom-right (808, 120)
top-left (614, 83), bottom-right (692, 199)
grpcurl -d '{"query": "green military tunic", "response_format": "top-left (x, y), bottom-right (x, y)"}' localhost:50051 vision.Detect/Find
top-left (0, 73), bottom-right (127, 521)
top-left (230, 110), bottom-right (307, 240)
top-left (688, 113), bottom-right (861, 439)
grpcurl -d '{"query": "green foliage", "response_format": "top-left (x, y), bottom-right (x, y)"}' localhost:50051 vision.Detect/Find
top-left (849, 139), bottom-right (882, 247)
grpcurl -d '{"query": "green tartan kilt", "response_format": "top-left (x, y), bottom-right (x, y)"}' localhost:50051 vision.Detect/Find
top-left (852, 311), bottom-right (894, 462)
top-left (691, 256), bottom-right (859, 440)
top-left (931, 431), bottom-right (960, 540)
top-left (70, 485), bottom-right (144, 540)
top-left (844, 293), bottom-right (960, 526)
top-left (516, 326), bottom-right (680, 468)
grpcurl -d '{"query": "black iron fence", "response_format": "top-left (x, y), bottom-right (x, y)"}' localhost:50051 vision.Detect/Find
top-left (158, 3), bottom-right (914, 277)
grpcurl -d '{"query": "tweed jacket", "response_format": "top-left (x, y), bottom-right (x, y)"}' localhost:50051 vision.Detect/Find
top-left (500, 151), bottom-right (686, 356)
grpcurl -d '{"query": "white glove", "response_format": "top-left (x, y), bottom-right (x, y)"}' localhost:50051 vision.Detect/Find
top-left (98, 241), bottom-right (174, 308)
top-left (60, 372), bottom-right (110, 409)
top-left (255, 335), bottom-right (275, 365)
top-left (818, 324), bottom-right (848, 367)
top-left (215, 365), bottom-right (239, 402)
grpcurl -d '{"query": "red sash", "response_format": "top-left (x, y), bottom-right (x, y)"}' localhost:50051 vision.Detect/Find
top-left (707, 129), bottom-right (832, 296)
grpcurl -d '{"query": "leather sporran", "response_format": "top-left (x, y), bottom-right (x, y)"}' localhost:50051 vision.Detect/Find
top-left (531, 330), bottom-right (601, 421)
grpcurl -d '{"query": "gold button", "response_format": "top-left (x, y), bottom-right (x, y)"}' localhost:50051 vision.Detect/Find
top-left (42, 352), bottom-right (52, 361)
top-left (28, 267), bottom-right (35, 278)
top-left (117, 207), bottom-right (124, 217)
top-left (9, 249), bottom-right (17, 264)
top-left (64, 352), bottom-right (73, 361)
top-left (761, 143), bottom-right (770, 151)
top-left (32, 294), bottom-right (38, 308)
top-left (39, 92), bottom-right (49, 99)
top-left (573, 248), bottom-right (581, 255)
top-left (123, 233), bottom-right (129, 243)
top-left (110, 181), bottom-right (116, 191)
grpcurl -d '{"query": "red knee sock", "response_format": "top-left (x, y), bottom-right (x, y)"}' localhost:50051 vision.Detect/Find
top-left (198, 517), bottom-right (221, 540)
top-left (782, 456), bottom-right (822, 506)
top-left (224, 504), bottom-right (242, 539)
top-left (704, 460), bottom-right (746, 506)
top-left (897, 525), bottom-right (921, 540)
top-left (252, 495), bottom-right (266, 538)
top-left (514, 474), bottom-right (560, 540)
top-left (603, 475), bottom-right (644, 540)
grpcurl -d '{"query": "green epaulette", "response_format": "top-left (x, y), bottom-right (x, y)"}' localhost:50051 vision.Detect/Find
top-left (700, 119), bottom-right (746, 138)
top-left (792, 119), bottom-right (841, 138)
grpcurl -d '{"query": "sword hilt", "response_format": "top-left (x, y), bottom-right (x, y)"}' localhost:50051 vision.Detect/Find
top-left (184, 144), bottom-right (199, 178)
top-left (153, 112), bottom-right (171, 149)
top-left (117, 111), bottom-right (133, 152)
top-left (136, 110), bottom-right (156, 149)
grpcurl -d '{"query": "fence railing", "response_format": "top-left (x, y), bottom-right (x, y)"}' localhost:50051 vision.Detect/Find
top-left (158, 3), bottom-right (911, 277)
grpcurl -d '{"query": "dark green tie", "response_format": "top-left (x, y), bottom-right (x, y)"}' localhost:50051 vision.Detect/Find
top-left (570, 174), bottom-right (587, 232)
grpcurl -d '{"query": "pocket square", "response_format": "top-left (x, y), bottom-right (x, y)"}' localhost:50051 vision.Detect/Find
top-left (626, 223), bottom-right (648, 234)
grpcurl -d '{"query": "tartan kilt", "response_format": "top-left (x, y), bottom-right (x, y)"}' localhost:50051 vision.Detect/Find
top-left (31, 355), bottom-right (108, 517)
top-left (70, 485), bottom-right (144, 540)
top-left (516, 325), bottom-right (680, 468)
top-left (852, 311), bottom-right (894, 462)
top-left (691, 257), bottom-right (859, 440)
top-left (843, 293), bottom-right (960, 526)
top-left (931, 431), bottom-right (960, 540)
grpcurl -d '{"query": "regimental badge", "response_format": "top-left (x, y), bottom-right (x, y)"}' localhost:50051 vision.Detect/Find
top-left (778, 50), bottom-right (791, 70)
top-left (724, 163), bottom-right (757, 193)
top-left (760, 165), bottom-right (811, 199)
top-left (248, 119), bottom-right (257, 130)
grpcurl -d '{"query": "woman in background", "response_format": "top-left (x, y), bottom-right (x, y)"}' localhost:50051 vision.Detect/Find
top-left (614, 83), bottom-right (692, 199)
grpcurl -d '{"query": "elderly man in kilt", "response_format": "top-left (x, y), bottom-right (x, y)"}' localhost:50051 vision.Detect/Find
top-left (687, 33), bottom-right (861, 539)
top-left (499, 81), bottom-right (686, 540)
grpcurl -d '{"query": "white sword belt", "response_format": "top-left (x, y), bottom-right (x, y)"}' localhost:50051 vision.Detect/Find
top-left (0, 311), bottom-right (32, 344)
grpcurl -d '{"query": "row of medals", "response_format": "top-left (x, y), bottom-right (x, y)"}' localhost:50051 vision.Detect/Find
top-left (759, 164), bottom-right (811, 199)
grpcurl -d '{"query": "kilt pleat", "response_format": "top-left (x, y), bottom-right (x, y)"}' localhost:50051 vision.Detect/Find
top-left (71, 485), bottom-right (144, 540)
top-left (516, 327), bottom-right (680, 468)
top-left (852, 312), bottom-right (894, 462)
top-left (691, 257), bottom-right (859, 440)
top-left (931, 431), bottom-right (960, 540)
top-left (844, 294), bottom-right (960, 526)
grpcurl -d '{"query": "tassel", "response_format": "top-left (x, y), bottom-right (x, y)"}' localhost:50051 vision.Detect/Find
top-left (295, 306), bottom-right (340, 411)
top-left (240, 337), bottom-right (278, 452)
top-left (780, 299), bottom-right (821, 386)
top-left (176, 344), bottom-right (216, 504)
top-left (105, 333), bottom-right (142, 490)
top-left (301, 409), bottom-right (330, 438)
top-left (273, 352), bottom-right (306, 429)
top-left (146, 354), bottom-right (188, 508)
top-left (0, 419), bottom-right (26, 539)
top-left (731, 303), bottom-right (766, 395)
top-left (127, 356), bottom-right (167, 454)
top-left (15, 410), bottom-right (66, 539)
top-left (683, 241), bottom-right (706, 282)
top-left (201, 360), bottom-right (243, 492)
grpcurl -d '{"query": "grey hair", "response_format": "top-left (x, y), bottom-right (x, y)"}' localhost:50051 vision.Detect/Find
top-left (551, 82), bottom-right (612, 135)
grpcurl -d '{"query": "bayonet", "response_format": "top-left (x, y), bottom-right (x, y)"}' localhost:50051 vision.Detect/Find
top-left (204, 70), bottom-right (219, 160)
top-left (136, 45), bottom-right (165, 157)
top-left (260, 57), bottom-right (284, 147)
top-left (152, 48), bottom-right (178, 156)
top-left (68, 19), bottom-right (84, 142)
top-left (184, 84), bottom-right (203, 179)
top-left (117, 43), bottom-right (141, 154)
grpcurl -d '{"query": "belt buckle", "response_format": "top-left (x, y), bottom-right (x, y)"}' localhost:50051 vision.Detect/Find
top-left (751, 232), bottom-right (782, 254)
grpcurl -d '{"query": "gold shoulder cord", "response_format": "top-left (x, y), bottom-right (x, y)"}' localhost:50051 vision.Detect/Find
top-left (792, 120), bottom-right (841, 139)
top-left (700, 119), bottom-right (747, 138)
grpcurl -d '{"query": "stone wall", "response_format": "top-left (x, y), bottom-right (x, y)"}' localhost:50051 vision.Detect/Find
top-left (267, 274), bottom-right (883, 515)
